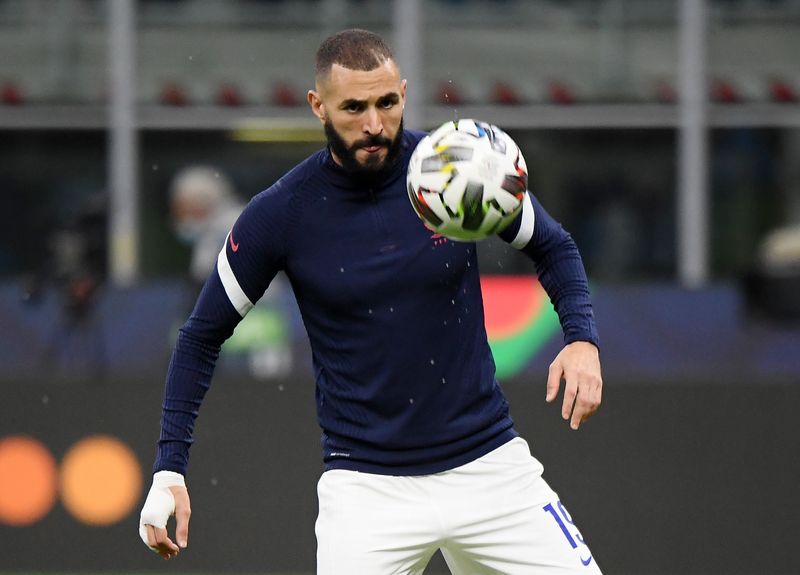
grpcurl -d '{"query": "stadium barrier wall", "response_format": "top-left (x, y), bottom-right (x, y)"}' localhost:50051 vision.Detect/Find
top-left (0, 376), bottom-right (797, 574)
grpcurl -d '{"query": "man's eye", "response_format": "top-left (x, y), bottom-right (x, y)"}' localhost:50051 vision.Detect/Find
top-left (346, 103), bottom-right (362, 113)
top-left (379, 100), bottom-right (394, 109)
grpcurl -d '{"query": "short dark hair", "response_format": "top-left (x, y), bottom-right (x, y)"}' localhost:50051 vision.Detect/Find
top-left (315, 29), bottom-right (395, 80)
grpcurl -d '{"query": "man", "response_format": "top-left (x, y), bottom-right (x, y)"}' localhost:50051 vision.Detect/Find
top-left (139, 29), bottom-right (603, 574)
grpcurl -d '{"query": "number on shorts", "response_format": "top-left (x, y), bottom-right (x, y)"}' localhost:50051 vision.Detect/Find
top-left (543, 501), bottom-right (594, 567)
top-left (543, 502), bottom-right (577, 548)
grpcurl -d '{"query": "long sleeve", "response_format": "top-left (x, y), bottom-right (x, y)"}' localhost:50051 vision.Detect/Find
top-left (154, 271), bottom-right (243, 474)
top-left (498, 192), bottom-right (599, 347)
top-left (153, 186), bottom-right (288, 475)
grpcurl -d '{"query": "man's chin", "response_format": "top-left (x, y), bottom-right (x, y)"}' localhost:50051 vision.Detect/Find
top-left (356, 147), bottom-right (387, 166)
top-left (348, 156), bottom-right (394, 184)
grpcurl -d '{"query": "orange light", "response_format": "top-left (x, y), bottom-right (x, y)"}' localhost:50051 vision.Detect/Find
top-left (0, 436), bottom-right (58, 526)
top-left (60, 435), bottom-right (142, 526)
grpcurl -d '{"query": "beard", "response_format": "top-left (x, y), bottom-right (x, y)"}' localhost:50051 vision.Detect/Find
top-left (325, 117), bottom-right (404, 185)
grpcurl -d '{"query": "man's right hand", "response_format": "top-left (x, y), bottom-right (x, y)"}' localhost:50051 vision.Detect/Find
top-left (139, 471), bottom-right (191, 560)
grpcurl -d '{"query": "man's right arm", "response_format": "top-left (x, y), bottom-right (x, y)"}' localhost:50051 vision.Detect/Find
top-left (155, 186), bottom-right (288, 474)
top-left (140, 188), bottom-right (287, 557)
top-left (139, 264), bottom-right (245, 558)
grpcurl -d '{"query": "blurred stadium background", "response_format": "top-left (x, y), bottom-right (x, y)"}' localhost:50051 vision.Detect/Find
top-left (1, 0), bottom-right (799, 573)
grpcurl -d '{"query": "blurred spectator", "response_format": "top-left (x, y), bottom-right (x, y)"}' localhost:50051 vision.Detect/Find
top-left (757, 225), bottom-right (800, 271)
top-left (169, 165), bottom-right (243, 287)
top-left (743, 223), bottom-right (800, 322)
top-left (24, 192), bottom-right (107, 320)
top-left (21, 192), bottom-right (108, 376)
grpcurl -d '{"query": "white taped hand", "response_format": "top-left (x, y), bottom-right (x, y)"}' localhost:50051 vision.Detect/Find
top-left (139, 470), bottom-right (186, 551)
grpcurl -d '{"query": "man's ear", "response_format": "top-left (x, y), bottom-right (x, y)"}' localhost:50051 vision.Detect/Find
top-left (308, 90), bottom-right (325, 123)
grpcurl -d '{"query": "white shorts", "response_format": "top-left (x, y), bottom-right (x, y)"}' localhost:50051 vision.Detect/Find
top-left (315, 437), bottom-right (601, 574)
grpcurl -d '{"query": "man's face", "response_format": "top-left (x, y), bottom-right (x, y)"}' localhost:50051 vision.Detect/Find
top-left (309, 60), bottom-right (407, 179)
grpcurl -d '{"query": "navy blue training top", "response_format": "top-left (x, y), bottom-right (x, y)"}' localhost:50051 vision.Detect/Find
top-left (154, 129), bottom-right (598, 477)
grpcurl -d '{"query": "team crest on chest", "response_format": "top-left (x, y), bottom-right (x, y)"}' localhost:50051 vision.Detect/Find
top-left (430, 233), bottom-right (448, 247)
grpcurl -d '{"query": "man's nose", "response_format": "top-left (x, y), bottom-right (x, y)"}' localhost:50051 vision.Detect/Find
top-left (363, 107), bottom-right (383, 135)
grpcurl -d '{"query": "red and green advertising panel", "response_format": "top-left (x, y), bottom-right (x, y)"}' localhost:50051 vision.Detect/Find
top-left (480, 275), bottom-right (560, 379)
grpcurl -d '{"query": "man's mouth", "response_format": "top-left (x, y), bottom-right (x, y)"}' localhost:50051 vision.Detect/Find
top-left (362, 145), bottom-right (384, 153)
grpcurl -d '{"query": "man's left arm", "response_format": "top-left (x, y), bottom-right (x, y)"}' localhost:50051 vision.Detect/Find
top-left (498, 191), bottom-right (603, 430)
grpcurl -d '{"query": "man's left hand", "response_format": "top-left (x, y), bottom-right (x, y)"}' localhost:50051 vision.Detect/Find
top-left (545, 341), bottom-right (603, 430)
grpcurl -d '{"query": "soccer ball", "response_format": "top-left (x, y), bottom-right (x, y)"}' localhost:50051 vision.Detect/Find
top-left (407, 119), bottom-right (528, 241)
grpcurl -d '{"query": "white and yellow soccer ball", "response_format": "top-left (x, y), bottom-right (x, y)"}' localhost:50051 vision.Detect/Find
top-left (407, 119), bottom-right (528, 241)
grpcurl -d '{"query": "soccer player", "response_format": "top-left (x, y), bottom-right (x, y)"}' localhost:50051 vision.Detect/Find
top-left (139, 29), bottom-right (603, 574)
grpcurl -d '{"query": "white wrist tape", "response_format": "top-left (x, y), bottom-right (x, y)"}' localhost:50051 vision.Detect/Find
top-left (138, 470), bottom-right (186, 549)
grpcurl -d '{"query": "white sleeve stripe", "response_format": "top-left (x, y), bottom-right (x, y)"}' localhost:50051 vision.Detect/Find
top-left (510, 193), bottom-right (535, 249)
top-left (216, 240), bottom-right (254, 317)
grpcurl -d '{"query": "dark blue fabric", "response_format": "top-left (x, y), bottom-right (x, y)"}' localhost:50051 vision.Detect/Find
top-left (155, 129), bottom-right (598, 476)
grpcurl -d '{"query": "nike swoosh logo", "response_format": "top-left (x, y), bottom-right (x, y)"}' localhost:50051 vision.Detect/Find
top-left (581, 555), bottom-right (593, 566)
top-left (229, 232), bottom-right (240, 253)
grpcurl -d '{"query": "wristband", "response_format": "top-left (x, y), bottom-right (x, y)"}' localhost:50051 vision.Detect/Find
top-left (138, 471), bottom-right (186, 550)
